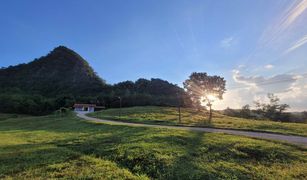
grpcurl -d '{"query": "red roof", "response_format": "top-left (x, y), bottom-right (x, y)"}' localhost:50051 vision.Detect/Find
top-left (73, 104), bottom-right (96, 108)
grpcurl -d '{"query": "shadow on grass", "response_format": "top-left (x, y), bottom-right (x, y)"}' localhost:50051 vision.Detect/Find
top-left (0, 123), bottom-right (204, 179)
top-left (0, 143), bottom-right (80, 178)
top-left (166, 132), bottom-right (205, 179)
top-left (1, 114), bottom-right (306, 179)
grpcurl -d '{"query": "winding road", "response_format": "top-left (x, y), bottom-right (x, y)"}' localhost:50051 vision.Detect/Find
top-left (77, 113), bottom-right (307, 147)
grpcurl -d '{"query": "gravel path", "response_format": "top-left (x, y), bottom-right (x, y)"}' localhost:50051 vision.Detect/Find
top-left (77, 113), bottom-right (307, 146)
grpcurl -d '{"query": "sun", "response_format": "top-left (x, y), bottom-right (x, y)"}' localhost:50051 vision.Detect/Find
top-left (207, 94), bottom-right (217, 101)
top-left (200, 94), bottom-right (218, 106)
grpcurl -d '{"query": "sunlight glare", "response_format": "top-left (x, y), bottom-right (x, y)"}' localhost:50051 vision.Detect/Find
top-left (200, 94), bottom-right (218, 106)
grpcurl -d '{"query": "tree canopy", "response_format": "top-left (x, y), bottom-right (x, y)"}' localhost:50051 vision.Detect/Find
top-left (184, 72), bottom-right (226, 122)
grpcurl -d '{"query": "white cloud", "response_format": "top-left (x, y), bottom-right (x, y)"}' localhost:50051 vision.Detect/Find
top-left (214, 88), bottom-right (254, 110)
top-left (264, 64), bottom-right (274, 69)
top-left (214, 70), bottom-right (307, 111)
top-left (238, 64), bottom-right (246, 68)
top-left (233, 70), bottom-right (298, 93)
top-left (220, 36), bottom-right (237, 48)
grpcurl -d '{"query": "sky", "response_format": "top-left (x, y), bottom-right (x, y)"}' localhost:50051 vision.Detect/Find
top-left (0, 0), bottom-right (307, 111)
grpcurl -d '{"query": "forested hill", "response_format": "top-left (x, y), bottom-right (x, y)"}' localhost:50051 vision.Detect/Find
top-left (0, 46), bottom-right (106, 96)
top-left (0, 46), bottom-right (191, 115)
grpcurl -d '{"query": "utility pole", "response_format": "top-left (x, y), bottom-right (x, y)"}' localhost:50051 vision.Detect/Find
top-left (178, 105), bottom-right (181, 124)
top-left (207, 102), bottom-right (212, 124)
top-left (118, 96), bottom-right (122, 118)
top-left (177, 93), bottom-right (182, 124)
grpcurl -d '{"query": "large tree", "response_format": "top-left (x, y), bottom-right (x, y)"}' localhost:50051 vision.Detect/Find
top-left (183, 72), bottom-right (226, 123)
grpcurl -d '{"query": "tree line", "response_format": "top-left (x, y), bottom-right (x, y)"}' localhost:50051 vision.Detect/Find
top-left (223, 93), bottom-right (307, 123)
top-left (0, 78), bottom-right (193, 115)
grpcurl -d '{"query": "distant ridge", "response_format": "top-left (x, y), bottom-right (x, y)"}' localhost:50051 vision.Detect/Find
top-left (0, 46), bottom-right (106, 97)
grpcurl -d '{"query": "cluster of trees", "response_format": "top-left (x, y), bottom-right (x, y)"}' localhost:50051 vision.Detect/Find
top-left (224, 93), bottom-right (306, 123)
top-left (92, 78), bottom-right (193, 109)
top-left (254, 93), bottom-right (290, 121)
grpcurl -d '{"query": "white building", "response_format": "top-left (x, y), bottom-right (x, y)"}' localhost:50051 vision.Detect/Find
top-left (73, 104), bottom-right (96, 113)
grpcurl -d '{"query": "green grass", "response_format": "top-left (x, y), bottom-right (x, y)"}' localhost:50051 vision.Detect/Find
top-left (0, 112), bottom-right (306, 179)
top-left (0, 113), bottom-right (27, 121)
top-left (89, 106), bottom-right (307, 136)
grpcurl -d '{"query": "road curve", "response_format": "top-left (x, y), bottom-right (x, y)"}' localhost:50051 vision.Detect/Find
top-left (77, 113), bottom-right (307, 147)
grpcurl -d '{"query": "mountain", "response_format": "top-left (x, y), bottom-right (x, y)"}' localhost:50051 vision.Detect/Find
top-left (0, 46), bottom-right (106, 97)
top-left (0, 46), bottom-right (192, 115)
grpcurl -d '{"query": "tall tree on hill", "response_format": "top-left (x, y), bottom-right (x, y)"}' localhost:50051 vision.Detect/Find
top-left (183, 72), bottom-right (226, 123)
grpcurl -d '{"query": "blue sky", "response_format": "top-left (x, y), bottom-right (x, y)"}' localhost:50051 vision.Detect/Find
top-left (1, 0), bottom-right (307, 110)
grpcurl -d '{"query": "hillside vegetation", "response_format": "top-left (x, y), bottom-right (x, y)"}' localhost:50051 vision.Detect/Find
top-left (0, 113), bottom-right (306, 179)
top-left (0, 46), bottom-right (191, 115)
top-left (0, 46), bottom-right (105, 96)
top-left (89, 106), bottom-right (307, 136)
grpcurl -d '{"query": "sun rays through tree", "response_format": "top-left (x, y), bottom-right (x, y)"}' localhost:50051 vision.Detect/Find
top-left (183, 72), bottom-right (226, 123)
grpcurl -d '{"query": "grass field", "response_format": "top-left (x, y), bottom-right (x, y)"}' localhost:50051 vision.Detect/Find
top-left (0, 113), bottom-right (27, 121)
top-left (0, 112), bottom-right (306, 179)
top-left (89, 106), bottom-right (307, 137)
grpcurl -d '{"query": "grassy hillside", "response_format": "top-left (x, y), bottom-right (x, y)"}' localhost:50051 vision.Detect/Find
top-left (89, 106), bottom-right (307, 136)
top-left (0, 113), bottom-right (306, 179)
top-left (0, 113), bottom-right (27, 121)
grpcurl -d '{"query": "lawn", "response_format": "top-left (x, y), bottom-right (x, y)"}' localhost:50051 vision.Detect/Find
top-left (0, 112), bottom-right (306, 179)
top-left (89, 106), bottom-right (307, 137)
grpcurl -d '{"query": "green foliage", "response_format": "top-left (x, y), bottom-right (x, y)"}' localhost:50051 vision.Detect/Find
top-left (0, 114), bottom-right (306, 179)
top-left (184, 72), bottom-right (226, 105)
top-left (254, 93), bottom-right (291, 121)
top-left (0, 93), bottom-right (54, 115)
top-left (89, 106), bottom-right (307, 136)
top-left (240, 104), bottom-right (252, 118)
top-left (0, 46), bottom-right (106, 97)
top-left (0, 113), bottom-right (22, 121)
top-left (109, 78), bottom-right (192, 108)
top-left (0, 46), bottom-right (193, 115)
top-left (303, 111), bottom-right (307, 121)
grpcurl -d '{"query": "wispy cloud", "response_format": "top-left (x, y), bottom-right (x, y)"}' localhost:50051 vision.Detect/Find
top-left (280, 0), bottom-right (307, 30)
top-left (173, 28), bottom-right (185, 50)
top-left (264, 64), bottom-right (274, 69)
top-left (244, 0), bottom-right (307, 65)
top-left (220, 36), bottom-right (236, 48)
top-left (259, 0), bottom-right (307, 47)
top-left (283, 34), bottom-right (307, 55)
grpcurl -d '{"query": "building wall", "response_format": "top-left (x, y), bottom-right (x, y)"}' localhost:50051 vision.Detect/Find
top-left (74, 107), bottom-right (84, 111)
top-left (88, 107), bottom-right (95, 112)
top-left (74, 106), bottom-right (95, 112)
